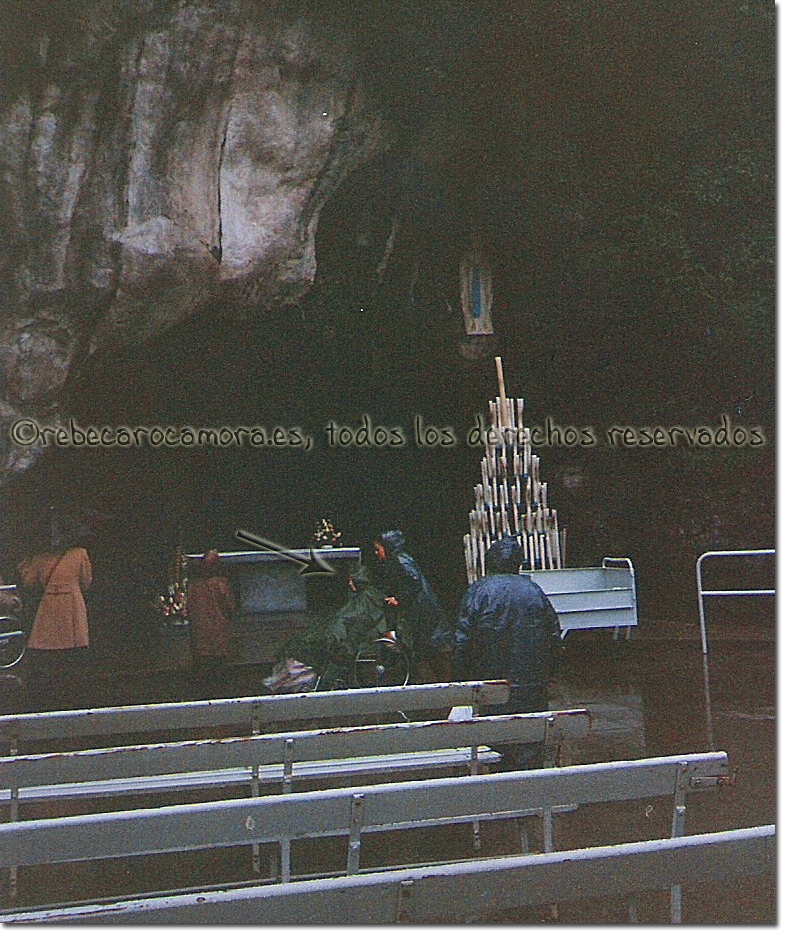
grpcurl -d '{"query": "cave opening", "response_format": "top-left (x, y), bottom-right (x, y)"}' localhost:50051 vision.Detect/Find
top-left (3, 158), bottom-right (509, 622)
top-left (0, 1), bottom-right (773, 635)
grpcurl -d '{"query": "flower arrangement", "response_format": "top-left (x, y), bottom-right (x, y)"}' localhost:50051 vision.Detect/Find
top-left (156, 543), bottom-right (189, 622)
top-left (156, 583), bottom-right (188, 620)
top-left (313, 518), bottom-right (342, 547)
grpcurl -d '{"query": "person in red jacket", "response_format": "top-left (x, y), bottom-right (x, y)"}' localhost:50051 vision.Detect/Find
top-left (187, 549), bottom-right (235, 699)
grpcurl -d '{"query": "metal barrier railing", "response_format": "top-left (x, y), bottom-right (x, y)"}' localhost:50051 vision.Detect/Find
top-left (696, 549), bottom-right (775, 656)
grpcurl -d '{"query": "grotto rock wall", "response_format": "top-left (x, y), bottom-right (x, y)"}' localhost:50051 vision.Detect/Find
top-left (0, 1), bottom-right (384, 479)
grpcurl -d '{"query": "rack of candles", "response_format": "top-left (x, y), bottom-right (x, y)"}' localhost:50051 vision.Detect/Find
top-left (463, 357), bottom-right (566, 584)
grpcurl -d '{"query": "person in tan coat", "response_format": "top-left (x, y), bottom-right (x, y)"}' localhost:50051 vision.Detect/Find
top-left (19, 547), bottom-right (92, 649)
top-left (18, 535), bottom-right (93, 710)
top-left (187, 549), bottom-right (235, 699)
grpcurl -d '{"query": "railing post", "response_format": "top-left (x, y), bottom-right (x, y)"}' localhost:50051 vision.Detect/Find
top-left (5, 735), bottom-right (19, 905)
top-left (542, 806), bottom-right (558, 920)
top-left (251, 704), bottom-right (262, 876)
top-left (542, 715), bottom-right (559, 768)
top-left (279, 739), bottom-right (295, 882)
top-left (696, 553), bottom-right (710, 656)
top-left (470, 742), bottom-right (482, 851)
top-left (346, 794), bottom-right (365, 875)
top-left (669, 762), bottom-right (689, 923)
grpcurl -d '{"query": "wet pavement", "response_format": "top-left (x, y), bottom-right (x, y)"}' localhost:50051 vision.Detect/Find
top-left (548, 622), bottom-right (775, 924)
top-left (0, 614), bottom-right (775, 923)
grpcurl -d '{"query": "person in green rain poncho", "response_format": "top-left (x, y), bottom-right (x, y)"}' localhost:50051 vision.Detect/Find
top-left (281, 564), bottom-right (387, 689)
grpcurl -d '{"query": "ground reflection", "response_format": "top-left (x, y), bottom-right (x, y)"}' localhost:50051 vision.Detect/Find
top-left (548, 628), bottom-right (774, 923)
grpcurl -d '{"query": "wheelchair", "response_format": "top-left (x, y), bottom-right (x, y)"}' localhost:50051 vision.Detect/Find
top-left (0, 615), bottom-right (26, 669)
top-left (352, 630), bottom-right (410, 688)
top-left (315, 631), bottom-right (411, 691)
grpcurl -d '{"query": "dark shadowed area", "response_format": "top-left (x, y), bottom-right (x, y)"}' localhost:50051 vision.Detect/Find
top-left (1, 3), bottom-right (772, 627)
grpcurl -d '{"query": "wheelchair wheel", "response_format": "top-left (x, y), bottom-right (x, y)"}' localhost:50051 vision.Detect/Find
top-left (0, 616), bottom-right (26, 669)
top-left (353, 635), bottom-right (410, 688)
top-left (314, 665), bottom-right (352, 692)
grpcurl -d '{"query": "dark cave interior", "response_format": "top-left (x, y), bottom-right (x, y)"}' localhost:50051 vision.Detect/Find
top-left (1, 1), bottom-right (774, 625)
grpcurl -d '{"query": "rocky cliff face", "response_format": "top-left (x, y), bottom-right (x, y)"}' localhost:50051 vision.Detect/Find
top-left (0, 1), bottom-right (384, 479)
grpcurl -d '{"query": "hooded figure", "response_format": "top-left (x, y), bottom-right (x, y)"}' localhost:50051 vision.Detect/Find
top-left (373, 530), bottom-right (445, 667)
top-left (330, 564), bottom-right (387, 654)
top-left (18, 545), bottom-right (92, 651)
top-left (454, 534), bottom-right (561, 768)
top-left (281, 563), bottom-right (386, 689)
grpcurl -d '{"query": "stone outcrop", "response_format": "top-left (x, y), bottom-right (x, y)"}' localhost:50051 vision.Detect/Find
top-left (0, 1), bottom-right (384, 480)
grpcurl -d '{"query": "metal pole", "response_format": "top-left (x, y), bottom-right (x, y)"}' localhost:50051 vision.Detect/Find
top-left (696, 550), bottom-right (775, 657)
top-left (696, 554), bottom-right (709, 656)
top-left (669, 763), bottom-right (688, 923)
top-left (702, 652), bottom-right (716, 754)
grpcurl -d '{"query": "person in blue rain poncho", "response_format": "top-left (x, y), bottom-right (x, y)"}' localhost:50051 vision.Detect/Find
top-left (373, 530), bottom-right (449, 680)
top-left (454, 534), bottom-right (562, 768)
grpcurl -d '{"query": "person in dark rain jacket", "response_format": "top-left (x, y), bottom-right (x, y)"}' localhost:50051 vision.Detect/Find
top-left (454, 534), bottom-right (562, 768)
top-left (373, 530), bottom-right (446, 678)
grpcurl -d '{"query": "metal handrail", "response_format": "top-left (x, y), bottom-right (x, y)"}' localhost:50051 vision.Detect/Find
top-left (602, 557), bottom-right (638, 641)
top-left (696, 549), bottom-right (775, 655)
